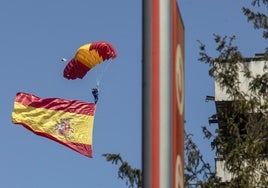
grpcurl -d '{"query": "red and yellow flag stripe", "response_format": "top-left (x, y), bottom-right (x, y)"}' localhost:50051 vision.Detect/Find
top-left (12, 92), bottom-right (96, 157)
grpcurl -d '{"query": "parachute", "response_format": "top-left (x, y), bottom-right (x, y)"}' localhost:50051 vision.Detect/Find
top-left (63, 41), bottom-right (117, 80)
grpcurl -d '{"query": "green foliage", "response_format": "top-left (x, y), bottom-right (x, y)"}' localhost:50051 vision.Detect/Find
top-left (185, 1), bottom-right (268, 187)
top-left (197, 35), bottom-right (268, 187)
top-left (242, 0), bottom-right (268, 45)
top-left (184, 132), bottom-right (221, 187)
top-left (102, 153), bottom-right (142, 188)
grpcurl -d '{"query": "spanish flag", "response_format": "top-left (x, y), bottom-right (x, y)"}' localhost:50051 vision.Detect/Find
top-left (12, 92), bottom-right (96, 157)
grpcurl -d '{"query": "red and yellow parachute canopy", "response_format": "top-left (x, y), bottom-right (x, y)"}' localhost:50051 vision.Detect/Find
top-left (63, 41), bottom-right (117, 80)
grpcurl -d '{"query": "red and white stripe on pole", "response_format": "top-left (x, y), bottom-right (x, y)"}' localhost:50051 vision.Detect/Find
top-left (142, 0), bottom-right (184, 187)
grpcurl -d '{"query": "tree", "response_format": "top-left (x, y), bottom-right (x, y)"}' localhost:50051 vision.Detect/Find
top-left (242, 0), bottom-right (268, 41)
top-left (185, 1), bottom-right (268, 187)
top-left (102, 153), bottom-right (142, 188)
top-left (184, 131), bottom-right (222, 187)
top-left (196, 37), bottom-right (268, 188)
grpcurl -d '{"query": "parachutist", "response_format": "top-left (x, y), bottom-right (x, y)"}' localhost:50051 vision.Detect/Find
top-left (92, 88), bottom-right (99, 104)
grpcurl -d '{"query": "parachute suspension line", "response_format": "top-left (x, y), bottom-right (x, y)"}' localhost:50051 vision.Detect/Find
top-left (95, 61), bottom-right (112, 88)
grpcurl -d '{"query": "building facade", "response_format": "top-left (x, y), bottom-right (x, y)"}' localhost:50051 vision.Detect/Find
top-left (210, 54), bottom-right (268, 186)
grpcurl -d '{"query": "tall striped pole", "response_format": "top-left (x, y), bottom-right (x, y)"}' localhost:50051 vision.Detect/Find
top-left (142, 0), bottom-right (185, 187)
